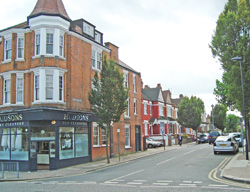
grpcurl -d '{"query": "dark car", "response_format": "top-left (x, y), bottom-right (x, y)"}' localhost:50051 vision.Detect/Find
top-left (208, 131), bottom-right (221, 144)
top-left (198, 133), bottom-right (209, 144)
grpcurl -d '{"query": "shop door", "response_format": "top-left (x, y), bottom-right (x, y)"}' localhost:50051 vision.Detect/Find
top-left (135, 126), bottom-right (141, 152)
top-left (30, 142), bottom-right (37, 171)
top-left (30, 141), bottom-right (51, 171)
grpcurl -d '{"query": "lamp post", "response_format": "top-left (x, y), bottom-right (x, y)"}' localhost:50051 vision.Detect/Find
top-left (232, 56), bottom-right (248, 160)
top-left (211, 104), bottom-right (214, 130)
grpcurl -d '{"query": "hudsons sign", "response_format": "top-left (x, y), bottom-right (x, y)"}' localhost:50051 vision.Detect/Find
top-left (0, 114), bottom-right (23, 122)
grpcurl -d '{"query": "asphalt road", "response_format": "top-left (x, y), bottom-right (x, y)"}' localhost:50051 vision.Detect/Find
top-left (2, 144), bottom-right (250, 192)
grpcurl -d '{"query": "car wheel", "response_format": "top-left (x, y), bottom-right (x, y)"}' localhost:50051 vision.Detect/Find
top-left (214, 151), bottom-right (217, 155)
top-left (209, 142), bottom-right (211, 144)
top-left (148, 144), bottom-right (153, 148)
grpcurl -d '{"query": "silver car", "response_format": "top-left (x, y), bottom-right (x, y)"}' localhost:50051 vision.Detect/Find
top-left (213, 136), bottom-right (239, 154)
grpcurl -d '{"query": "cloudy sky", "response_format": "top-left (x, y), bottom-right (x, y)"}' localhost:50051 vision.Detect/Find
top-left (0, 0), bottom-right (229, 114)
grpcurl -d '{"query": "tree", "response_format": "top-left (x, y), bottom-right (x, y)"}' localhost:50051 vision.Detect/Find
top-left (88, 56), bottom-right (128, 163)
top-left (226, 114), bottom-right (239, 132)
top-left (210, 0), bottom-right (250, 149)
top-left (213, 104), bottom-right (227, 132)
top-left (177, 96), bottom-right (205, 142)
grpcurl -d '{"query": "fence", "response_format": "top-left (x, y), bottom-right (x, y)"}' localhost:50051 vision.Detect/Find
top-left (0, 162), bottom-right (19, 179)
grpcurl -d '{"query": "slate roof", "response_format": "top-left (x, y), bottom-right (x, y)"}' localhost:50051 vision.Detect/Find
top-left (118, 60), bottom-right (140, 76)
top-left (142, 87), bottom-right (161, 101)
top-left (28, 0), bottom-right (71, 21)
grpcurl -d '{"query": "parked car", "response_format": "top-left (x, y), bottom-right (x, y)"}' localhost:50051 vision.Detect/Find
top-left (146, 138), bottom-right (163, 148)
top-left (198, 133), bottom-right (209, 144)
top-left (213, 135), bottom-right (239, 154)
top-left (229, 132), bottom-right (243, 147)
top-left (208, 131), bottom-right (221, 144)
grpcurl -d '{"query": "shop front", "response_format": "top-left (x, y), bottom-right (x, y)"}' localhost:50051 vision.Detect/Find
top-left (0, 108), bottom-right (92, 171)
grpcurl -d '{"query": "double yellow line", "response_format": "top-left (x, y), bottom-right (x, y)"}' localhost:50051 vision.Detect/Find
top-left (208, 158), bottom-right (250, 189)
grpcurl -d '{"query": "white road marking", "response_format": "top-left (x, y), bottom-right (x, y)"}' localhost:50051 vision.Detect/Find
top-left (184, 150), bottom-right (195, 155)
top-left (156, 157), bottom-right (176, 165)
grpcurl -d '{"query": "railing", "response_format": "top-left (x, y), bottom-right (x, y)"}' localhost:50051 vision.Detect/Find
top-left (0, 162), bottom-right (19, 179)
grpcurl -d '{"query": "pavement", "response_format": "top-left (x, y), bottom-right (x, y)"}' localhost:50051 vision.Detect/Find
top-left (1, 142), bottom-right (250, 184)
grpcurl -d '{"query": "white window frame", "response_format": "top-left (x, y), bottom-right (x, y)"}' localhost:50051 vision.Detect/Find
top-left (144, 121), bottom-right (149, 136)
top-left (59, 33), bottom-right (64, 57)
top-left (46, 73), bottom-right (53, 100)
top-left (32, 67), bottom-right (66, 104)
top-left (134, 99), bottom-right (137, 115)
top-left (159, 103), bottom-right (164, 116)
top-left (143, 101), bottom-right (147, 115)
top-left (46, 32), bottom-right (54, 54)
top-left (123, 70), bottom-right (129, 88)
top-left (83, 22), bottom-right (94, 37)
top-left (93, 123), bottom-right (99, 146)
top-left (17, 35), bottom-right (24, 60)
top-left (149, 102), bottom-right (152, 115)
top-left (3, 75), bottom-right (11, 104)
top-left (102, 128), bottom-right (106, 146)
top-left (91, 46), bottom-right (102, 71)
top-left (4, 36), bottom-right (12, 61)
top-left (133, 74), bottom-right (136, 93)
top-left (35, 33), bottom-right (40, 56)
top-left (16, 74), bottom-right (24, 103)
top-left (124, 98), bottom-right (130, 118)
top-left (167, 105), bottom-right (171, 117)
top-left (125, 124), bottom-right (131, 148)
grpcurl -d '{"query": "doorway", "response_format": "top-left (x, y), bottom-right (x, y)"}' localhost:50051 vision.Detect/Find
top-left (135, 125), bottom-right (141, 152)
top-left (30, 141), bottom-right (51, 171)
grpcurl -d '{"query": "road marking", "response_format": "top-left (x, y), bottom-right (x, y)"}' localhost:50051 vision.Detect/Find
top-left (208, 157), bottom-right (250, 189)
top-left (127, 182), bottom-right (142, 185)
top-left (179, 184), bottom-right (196, 186)
top-left (184, 150), bottom-right (195, 155)
top-left (156, 157), bottom-right (176, 165)
top-left (108, 169), bottom-right (144, 183)
top-left (183, 181), bottom-right (192, 183)
top-left (209, 184), bottom-right (229, 187)
top-left (157, 180), bottom-right (173, 183)
top-left (153, 182), bottom-right (169, 186)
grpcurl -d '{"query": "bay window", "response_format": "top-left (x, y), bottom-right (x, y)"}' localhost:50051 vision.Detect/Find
top-left (46, 33), bottom-right (53, 54)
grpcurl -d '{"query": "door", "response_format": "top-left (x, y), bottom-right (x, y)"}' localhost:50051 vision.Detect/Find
top-left (30, 142), bottom-right (37, 171)
top-left (135, 125), bottom-right (141, 152)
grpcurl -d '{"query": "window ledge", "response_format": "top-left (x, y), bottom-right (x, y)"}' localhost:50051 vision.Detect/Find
top-left (1, 60), bottom-right (11, 64)
top-left (124, 116), bottom-right (131, 120)
top-left (125, 146), bottom-right (132, 149)
top-left (32, 101), bottom-right (66, 105)
top-left (15, 59), bottom-right (25, 62)
top-left (32, 55), bottom-right (65, 60)
top-left (91, 67), bottom-right (101, 72)
top-left (0, 103), bottom-right (25, 108)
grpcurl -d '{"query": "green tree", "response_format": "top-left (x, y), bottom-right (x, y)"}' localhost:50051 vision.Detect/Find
top-left (88, 56), bottom-right (128, 163)
top-left (210, 0), bottom-right (250, 148)
top-left (226, 114), bottom-right (239, 132)
top-left (213, 104), bottom-right (227, 132)
top-left (177, 96), bottom-right (205, 143)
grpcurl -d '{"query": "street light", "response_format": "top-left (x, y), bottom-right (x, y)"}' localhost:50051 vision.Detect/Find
top-left (232, 56), bottom-right (249, 160)
top-left (211, 104), bottom-right (214, 130)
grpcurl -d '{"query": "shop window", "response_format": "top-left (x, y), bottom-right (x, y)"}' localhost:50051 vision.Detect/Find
top-left (0, 128), bottom-right (28, 160)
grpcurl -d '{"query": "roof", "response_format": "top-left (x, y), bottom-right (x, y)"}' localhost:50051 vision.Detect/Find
top-left (28, 0), bottom-right (71, 21)
top-left (142, 87), bottom-right (161, 101)
top-left (118, 60), bottom-right (140, 76)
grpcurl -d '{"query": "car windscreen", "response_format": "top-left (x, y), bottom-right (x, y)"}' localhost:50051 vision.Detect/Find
top-left (216, 137), bottom-right (231, 142)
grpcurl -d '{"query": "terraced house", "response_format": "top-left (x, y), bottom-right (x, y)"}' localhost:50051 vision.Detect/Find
top-left (0, 0), bottom-right (142, 171)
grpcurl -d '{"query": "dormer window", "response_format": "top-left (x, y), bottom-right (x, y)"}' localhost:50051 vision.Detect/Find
top-left (95, 32), bottom-right (101, 43)
top-left (83, 22), bottom-right (94, 37)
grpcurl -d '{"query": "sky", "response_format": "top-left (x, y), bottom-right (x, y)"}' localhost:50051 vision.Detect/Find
top-left (0, 0), bottom-right (229, 115)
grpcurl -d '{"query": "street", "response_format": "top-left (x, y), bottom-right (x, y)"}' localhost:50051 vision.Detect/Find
top-left (2, 144), bottom-right (250, 192)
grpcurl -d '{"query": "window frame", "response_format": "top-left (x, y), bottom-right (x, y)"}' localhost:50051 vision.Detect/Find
top-left (17, 36), bottom-right (24, 59)
top-left (46, 32), bottom-right (54, 54)
top-left (125, 125), bottom-right (131, 148)
top-left (93, 123), bottom-right (99, 146)
top-left (4, 78), bottom-right (11, 104)
top-left (16, 75), bottom-right (24, 103)
top-left (4, 38), bottom-right (12, 61)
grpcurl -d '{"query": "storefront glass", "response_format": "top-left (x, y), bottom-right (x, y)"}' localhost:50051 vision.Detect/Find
top-left (59, 127), bottom-right (89, 159)
top-left (0, 128), bottom-right (28, 160)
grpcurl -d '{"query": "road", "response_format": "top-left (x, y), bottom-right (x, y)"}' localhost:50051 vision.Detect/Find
top-left (2, 144), bottom-right (250, 192)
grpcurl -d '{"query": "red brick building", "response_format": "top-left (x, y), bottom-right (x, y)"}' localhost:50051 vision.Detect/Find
top-left (0, 0), bottom-right (142, 171)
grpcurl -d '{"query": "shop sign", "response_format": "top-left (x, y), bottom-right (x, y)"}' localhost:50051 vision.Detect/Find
top-left (63, 114), bottom-right (89, 122)
top-left (0, 114), bottom-right (23, 122)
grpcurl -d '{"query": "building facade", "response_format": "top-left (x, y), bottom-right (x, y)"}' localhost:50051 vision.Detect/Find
top-left (0, 0), bottom-right (142, 171)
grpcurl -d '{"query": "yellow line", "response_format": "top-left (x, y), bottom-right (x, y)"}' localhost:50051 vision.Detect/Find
top-left (208, 158), bottom-right (250, 189)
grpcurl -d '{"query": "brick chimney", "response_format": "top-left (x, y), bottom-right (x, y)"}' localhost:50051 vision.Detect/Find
top-left (105, 42), bottom-right (119, 63)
